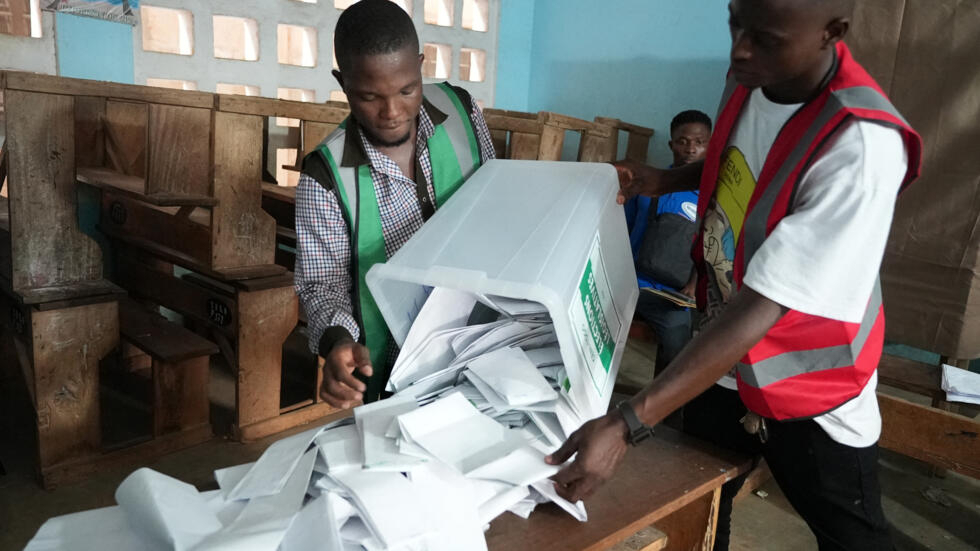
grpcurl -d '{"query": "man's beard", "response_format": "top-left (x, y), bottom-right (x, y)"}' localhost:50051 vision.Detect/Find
top-left (363, 127), bottom-right (412, 148)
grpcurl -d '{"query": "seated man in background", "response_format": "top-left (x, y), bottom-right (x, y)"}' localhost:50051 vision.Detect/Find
top-left (624, 110), bottom-right (711, 374)
top-left (295, 0), bottom-right (495, 409)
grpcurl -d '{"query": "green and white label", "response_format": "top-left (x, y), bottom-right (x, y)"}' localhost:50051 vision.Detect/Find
top-left (569, 234), bottom-right (622, 397)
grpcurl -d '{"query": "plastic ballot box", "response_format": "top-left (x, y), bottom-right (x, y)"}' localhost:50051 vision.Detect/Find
top-left (367, 159), bottom-right (639, 424)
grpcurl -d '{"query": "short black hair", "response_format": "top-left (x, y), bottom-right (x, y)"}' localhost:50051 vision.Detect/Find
top-left (670, 110), bottom-right (712, 134)
top-left (334, 0), bottom-right (419, 73)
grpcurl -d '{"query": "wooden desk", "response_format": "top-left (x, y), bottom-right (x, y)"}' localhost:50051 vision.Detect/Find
top-left (486, 428), bottom-right (750, 551)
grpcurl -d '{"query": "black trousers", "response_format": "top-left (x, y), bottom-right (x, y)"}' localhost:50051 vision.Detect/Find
top-left (682, 386), bottom-right (894, 551)
top-left (762, 418), bottom-right (894, 551)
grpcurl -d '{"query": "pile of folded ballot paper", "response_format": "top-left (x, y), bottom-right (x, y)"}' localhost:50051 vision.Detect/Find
top-left (25, 288), bottom-right (591, 551)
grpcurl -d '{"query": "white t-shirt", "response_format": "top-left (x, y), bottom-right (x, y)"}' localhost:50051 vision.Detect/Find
top-left (702, 87), bottom-right (908, 447)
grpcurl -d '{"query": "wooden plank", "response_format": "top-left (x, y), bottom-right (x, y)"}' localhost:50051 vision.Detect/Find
top-left (485, 428), bottom-right (750, 551)
top-left (235, 285), bottom-right (298, 428)
top-left (509, 132), bottom-right (542, 160)
top-left (877, 353), bottom-right (943, 399)
top-left (119, 299), bottom-right (219, 363)
top-left (211, 111), bottom-right (277, 272)
top-left (74, 96), bottom-right (107, 168)
top-left (153, 356), bottom-right (210, 437)
top-left (594, 117), bottom-right (655, 137)
top-left (228, 271), bottom-right (294, 293)
top-left (484, 113), bottom-right (543, 135)
top-left (578, 130), bottom-right (616, 163)
top-left (650, 487), bottom-right (720, 551)
top-left (114, 252), bottom-right (240, 339)
top-left (877, 392), bottom-right (980, 479)
top-left (609, 527), bottom-right (668, 551)
top-left (540, 112), bottom-right (612, 137)
top-left (101, 192), bottom-right (212, 266)
top-left (5, 90), bottom-right (105, 294)
top-left (625, 134), bottom-right (652, 164)
top-left (2, 71), bottom-right (216, 109)
top-left (14, 279), bottom-right (124, 307)
top-left (263, 182), bottom-right (297, 204)
top-left (538, 125), bottom-right (566, 161)
top-left (146, 104), bottom-right (212, 198)
top-left (31, 301), bottom-right (119, 472)
top-left (39, 424), bottom-right (212, 489)
top-left (302, 120), bottom-right (336, 155)
top-left (235, 401), bottom-right (345, 442)
top-left (105, 99), bottom-right (148, 178)
top-left (216, 94), bottom-right (349, 124)
top-left (732, 460), bottom-right (772, 504)
top-left (78, 167), bottom-right (219, 206)
top-left (489, 128), bottom-right (508, 159)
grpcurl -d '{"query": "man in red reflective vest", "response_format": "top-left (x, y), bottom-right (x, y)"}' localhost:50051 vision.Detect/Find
top-left (548, 1), bottom-right (921, 548)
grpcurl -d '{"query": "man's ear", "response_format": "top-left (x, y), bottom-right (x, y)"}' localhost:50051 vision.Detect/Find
top-left (418, 52), bottom-right (425, 70)
top-left (824, 17), bottom-right (849, 47)
top-left (332, 69), bottom-right (344, 90)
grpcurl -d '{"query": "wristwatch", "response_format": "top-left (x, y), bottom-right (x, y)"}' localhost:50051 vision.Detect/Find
top-left (616, 400), bottom-right (655, 446)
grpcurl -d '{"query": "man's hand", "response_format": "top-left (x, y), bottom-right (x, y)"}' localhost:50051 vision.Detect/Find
top-left (318, 339), bottom-right (373, 409)
top-left (612, 159), bottom-right (664, 204)
top-left (545, 412), bottom-right (630, 502)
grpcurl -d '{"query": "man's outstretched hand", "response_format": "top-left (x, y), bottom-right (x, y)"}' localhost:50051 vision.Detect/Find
top-left (318, 339), bottom-right (373, 409)
top-left (612, 159), bottom-right (663, 205)
top-left (545, 412), bottom-right (630, 502)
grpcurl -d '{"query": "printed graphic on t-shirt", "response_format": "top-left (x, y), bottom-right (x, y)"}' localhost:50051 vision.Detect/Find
top-left (702, 146), bottom-right (757, 319)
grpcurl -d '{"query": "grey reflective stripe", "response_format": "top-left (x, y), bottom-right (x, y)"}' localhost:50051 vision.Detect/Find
top-left (737, 279), bottom-right (882, 388)
top-left (741, 86), bottom-right (906, 266)
top-left (321, 127), bottom-right (359, 227)
top-left (422, 83), bottom-right (477, 175)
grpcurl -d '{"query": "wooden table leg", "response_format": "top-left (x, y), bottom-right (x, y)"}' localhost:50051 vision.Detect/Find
top-left (653, 486), bottom-right (722, 551)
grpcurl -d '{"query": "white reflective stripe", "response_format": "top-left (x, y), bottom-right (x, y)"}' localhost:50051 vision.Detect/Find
top-left (422, 83), bottom-right (477, 176)
top-left (737, 280), bottom-right (882, 388)
top-left (319, 126), bottom-right (359, 227)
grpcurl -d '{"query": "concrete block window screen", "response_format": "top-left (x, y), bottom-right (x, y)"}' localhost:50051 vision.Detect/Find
top-left (422, 42), bottom-right (451, 79)
top-left (0, 0), bottom-right (42, 37)
top-left (424, 0), bottom-right (453, 27)
top-left (329, 90), bottom-right (347, 102)
top-left (459, 47), bottom-right (485, 81)
top-left (278, 23), bottom-right (317, 67)
top-left (276, 148), bottom-right (300, 187)
top-left (141, 5), bottom-right (193, 55)
top-left (276, 87), bottom-right (315, 127)
top-left (461, 0), bottom-right (488, 32)
top-left (212, 15), bottom-right (259, 61)
top-left (146, 78), bottom-right (198, 90)
top-left (334, 0), bottom-right (358, 9)
top-left (216, 83), bottom-right (260, 96)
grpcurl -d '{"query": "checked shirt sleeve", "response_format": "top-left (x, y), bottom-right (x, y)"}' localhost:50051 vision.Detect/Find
top-left (469, 102), bottom-right (497, 164)
top-left (294, 173), bottom-right (361, 355)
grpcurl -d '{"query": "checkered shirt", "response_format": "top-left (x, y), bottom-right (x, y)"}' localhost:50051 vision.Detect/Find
top-left (295, 97), bottom-right (496, 356)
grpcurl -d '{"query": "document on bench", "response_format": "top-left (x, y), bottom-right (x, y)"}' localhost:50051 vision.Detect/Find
top-left (941, 363), bottom-right (980, 404)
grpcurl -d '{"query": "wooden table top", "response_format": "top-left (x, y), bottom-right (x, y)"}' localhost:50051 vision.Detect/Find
top-left (486, 427), bottom-right (750, 551)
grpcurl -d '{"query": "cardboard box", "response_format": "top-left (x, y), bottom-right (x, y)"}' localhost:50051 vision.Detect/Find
top-left (848, 0), bottom-right (980, 359)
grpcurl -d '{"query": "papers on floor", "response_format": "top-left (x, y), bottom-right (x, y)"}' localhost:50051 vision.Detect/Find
top-left (941, 363), bottom-right (980, 405)
top-left (26, 289), bottom-right (592, 551)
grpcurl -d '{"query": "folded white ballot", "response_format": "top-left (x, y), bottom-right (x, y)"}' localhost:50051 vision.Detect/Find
top-left (115, 468), bottom-right (223, 551)
top-left (397, 392), bottom-right (526, 475)
top-left (355, 395), bottom-right (426, 471)
top-left (467, 346), bottom-right (558, 407)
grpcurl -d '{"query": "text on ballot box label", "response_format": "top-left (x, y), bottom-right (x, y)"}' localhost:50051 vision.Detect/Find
top-left (569, 234), bottom-right (622, 397)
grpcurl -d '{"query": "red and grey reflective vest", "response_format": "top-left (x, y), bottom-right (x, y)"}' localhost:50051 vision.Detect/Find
top-left (693, 42), bottom-right (923, 420)
top-left (302, 82), bottom-right (482, 400)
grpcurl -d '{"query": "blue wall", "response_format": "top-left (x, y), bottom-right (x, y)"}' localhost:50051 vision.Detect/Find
top-left (495, 0), bottom-right (732, 166)
top-left (495, 0), bottom-right (535, 111)
top-left (56, 12), bottom-right (134, 83)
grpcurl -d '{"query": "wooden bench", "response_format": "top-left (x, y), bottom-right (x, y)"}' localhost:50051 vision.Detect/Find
top-left (118, 299), bottom-right (217, 439)
top-left (593, 117), bottom-right (655, 163)
top-left (113, 246), bottom-right (337, 441)
top-left (483, 109), bottom-right (615, 162)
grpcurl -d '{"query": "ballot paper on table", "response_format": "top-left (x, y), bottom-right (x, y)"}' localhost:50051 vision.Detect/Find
top-left (941, 363), bottom-right (980, 405)
top-left (397, 391), bottom-right (526, 474)
top-left (354, 394), bottom-right (426, 471)
top-left (314, 424), bottom-right (363, 473)
top-left (193, 448), bottom-right (318, 550)
top-left (114, 467), bottom-right (223, 551)
top-left (226, 422), bottom-right (329, 501)
top-left (278, 493), bottom-right (344, 551)
top-left (330, 469), bottom-right (428, 548)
